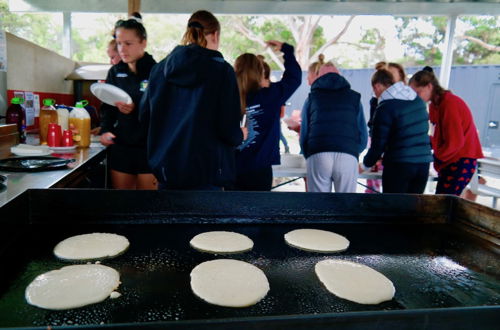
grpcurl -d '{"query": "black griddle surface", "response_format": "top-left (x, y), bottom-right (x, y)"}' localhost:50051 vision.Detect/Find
top-left (0, 222), bottom-right (498, 328)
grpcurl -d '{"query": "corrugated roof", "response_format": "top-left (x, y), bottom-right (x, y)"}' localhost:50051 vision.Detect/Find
top-left (9, 0), bottom-right (500, 15)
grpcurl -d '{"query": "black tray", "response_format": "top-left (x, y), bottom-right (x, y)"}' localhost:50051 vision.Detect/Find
top-left (0, 156), bottom-right (74, 172)
top-left (0, 190), bottom-right (499, 329)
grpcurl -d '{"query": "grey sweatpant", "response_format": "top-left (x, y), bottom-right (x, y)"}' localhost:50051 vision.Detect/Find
top-left (306, 152), bottom-right (358, 193)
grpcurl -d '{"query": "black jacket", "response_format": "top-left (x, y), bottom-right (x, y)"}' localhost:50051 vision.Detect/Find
top-left (363, 97), bottom-right (433, 167)
top-left (140, 44), bottom-right (243, 189)
top-left (301, 73), bottom-right (366, 159)
top-left (100, 52), bottom-right (156, 147)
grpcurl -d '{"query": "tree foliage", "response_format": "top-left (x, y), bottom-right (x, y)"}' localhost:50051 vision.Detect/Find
top-left (221, 15), bottom-right (352, 70)
top-left (395, 15), bottom-right (499, 66)
top-left (395, 16), bottom-right (447, 66)
top-left (455, 16), bottom-right (500, 64)
top-left (1, 0), bottom-right (498, 68)
top-left (0, 0), bottom-right (63, 54)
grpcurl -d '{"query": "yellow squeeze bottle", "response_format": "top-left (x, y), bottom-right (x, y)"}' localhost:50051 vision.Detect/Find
top-left (69, 100), bottom-right (91, 148)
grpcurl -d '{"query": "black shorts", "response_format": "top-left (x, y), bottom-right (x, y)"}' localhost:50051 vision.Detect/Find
top-left (107, 144), bottom-right (151, 174)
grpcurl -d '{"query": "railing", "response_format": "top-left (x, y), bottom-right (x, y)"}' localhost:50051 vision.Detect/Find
top-left (470, 157), bottom-right (500, 208)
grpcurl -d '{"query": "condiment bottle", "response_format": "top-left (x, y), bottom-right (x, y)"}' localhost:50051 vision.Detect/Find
top-left (5, 97), bottom-right (26, 143)
top-left (56, 105), bottom-right (70, 131)
top-left (39, 98), bottom-right (58, 145)
top-left (69, 100), bottom-right (91, 148)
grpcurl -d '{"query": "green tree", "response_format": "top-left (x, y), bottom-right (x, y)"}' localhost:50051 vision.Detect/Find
top-left (395, 16), bottom-right (447, 66)
top-left (223, 15), bottom-right (354, 70)
top-left (455, 16), bottom-right (500, 64)
top-left (0, 0), bottom-right (63, 54)
top-left (394, 15), bottom-right (499, 66)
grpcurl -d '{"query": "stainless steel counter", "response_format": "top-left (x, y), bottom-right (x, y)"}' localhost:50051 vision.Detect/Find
top-left (0, 146), bottom-right (106, 208)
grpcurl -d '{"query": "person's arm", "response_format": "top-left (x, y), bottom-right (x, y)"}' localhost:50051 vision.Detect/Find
top-left (357, 103), bottom-right (368, 154)
top-left (363, 103), bottom-right (392, 168)
top-left (433, 96), bottom-right (466, 164)
top-left (268, 42), bottom-right (302, 105)
top-left (299, 98), bottom-right (310, 155)
top-left (216, 64), bottom-right (243, 147)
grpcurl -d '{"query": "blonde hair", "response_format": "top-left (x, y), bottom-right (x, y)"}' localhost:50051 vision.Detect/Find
top-left (308, 53), bottom-right (326, 76)
top-left (181, 10), bottom-right (220, 47)
top-left (234, 53), bottom-right (264, 115)
top-left (108, 39), bottom-right (117, 51)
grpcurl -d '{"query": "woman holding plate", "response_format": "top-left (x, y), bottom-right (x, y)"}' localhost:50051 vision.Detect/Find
top-left (99, 13), bottom-right (157, 190)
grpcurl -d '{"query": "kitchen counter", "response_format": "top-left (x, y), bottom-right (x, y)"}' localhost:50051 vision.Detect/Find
top-left (0, 145), bottom-right (106, 208)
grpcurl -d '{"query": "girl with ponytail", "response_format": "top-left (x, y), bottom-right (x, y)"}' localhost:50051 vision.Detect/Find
top-left (100, 12), bottom-right (157, 190)
top-left (140, 10), bottom-right (244, 190)
top-left (232, 40), bottom-right (301, 191)
top-left (409, 67), bottom-right (483, 196)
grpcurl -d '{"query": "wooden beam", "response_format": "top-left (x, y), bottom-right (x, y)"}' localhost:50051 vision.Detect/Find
top-left (128, 0), bottom-right (141, 16)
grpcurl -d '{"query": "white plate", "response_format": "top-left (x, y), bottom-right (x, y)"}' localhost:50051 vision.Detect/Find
top-left (90, 83), bottom-right (132, 106)
top-left (49, 146), bottom-right (77, 154)
top-left (11, 145), bottom-right (52, 157)
top-left (11, 150), bottom-right (52, 157)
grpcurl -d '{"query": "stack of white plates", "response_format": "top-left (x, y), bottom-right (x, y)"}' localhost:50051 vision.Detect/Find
top-left (10, 144), bottom-right (52, 157)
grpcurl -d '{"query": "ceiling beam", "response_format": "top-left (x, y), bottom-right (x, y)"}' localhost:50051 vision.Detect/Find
top-left (9, 0), bottom-right (500, 16)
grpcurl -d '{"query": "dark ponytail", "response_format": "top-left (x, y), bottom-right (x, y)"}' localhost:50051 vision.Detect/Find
top-left (409, 66), bottom-right (447, 104)
top-left (114, 12), bottom-right (147, 41)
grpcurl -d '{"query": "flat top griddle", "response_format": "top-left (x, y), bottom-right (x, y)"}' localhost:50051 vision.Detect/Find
top-left (0, 190), bottom-right (499, 329)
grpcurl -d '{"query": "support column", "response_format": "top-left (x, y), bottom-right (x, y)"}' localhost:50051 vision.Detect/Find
top-left (62, 11), bottom-right (72, 59)
top-left (128, 0), bottom-right (141, 16)
top-left (439, 15), bottom-right (458, 89)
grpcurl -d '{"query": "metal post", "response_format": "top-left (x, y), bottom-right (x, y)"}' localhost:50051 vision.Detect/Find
top-left (439, 15), bottom-right (458, 89)
top-left (62, 11), bottom-right (72, 59)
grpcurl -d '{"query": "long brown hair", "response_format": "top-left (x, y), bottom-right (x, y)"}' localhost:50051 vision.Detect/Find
top-left (234, 53), bottom-right (264, 115)
top-left (257, 55), bottom-right (271, 80)
top-left (409, 66), bottom-right (447, 104)
top-left (181, 10), bottom-right (220, 47)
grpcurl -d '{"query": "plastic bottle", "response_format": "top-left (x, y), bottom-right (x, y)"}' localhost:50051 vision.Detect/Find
top-left (39, 98), bottom-right (58, 145)
top-left (56, 104), bottom-right (70, 131)
top-left (69, 100), bottom-right (91, 148)
top-left (5, 97), bottom-right (26, 143)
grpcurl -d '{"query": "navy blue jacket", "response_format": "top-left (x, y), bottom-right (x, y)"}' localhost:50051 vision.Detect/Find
top-left (363, 97), bottom-right (433, 167)
top-left (140, 45), bottom-right (243, 189)
top-left (236, 43), bottom-right (302, 174)
top-left (100, 52), bottom-right (156, 147)
top-left (300, 73), bottom-right (367, 159)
